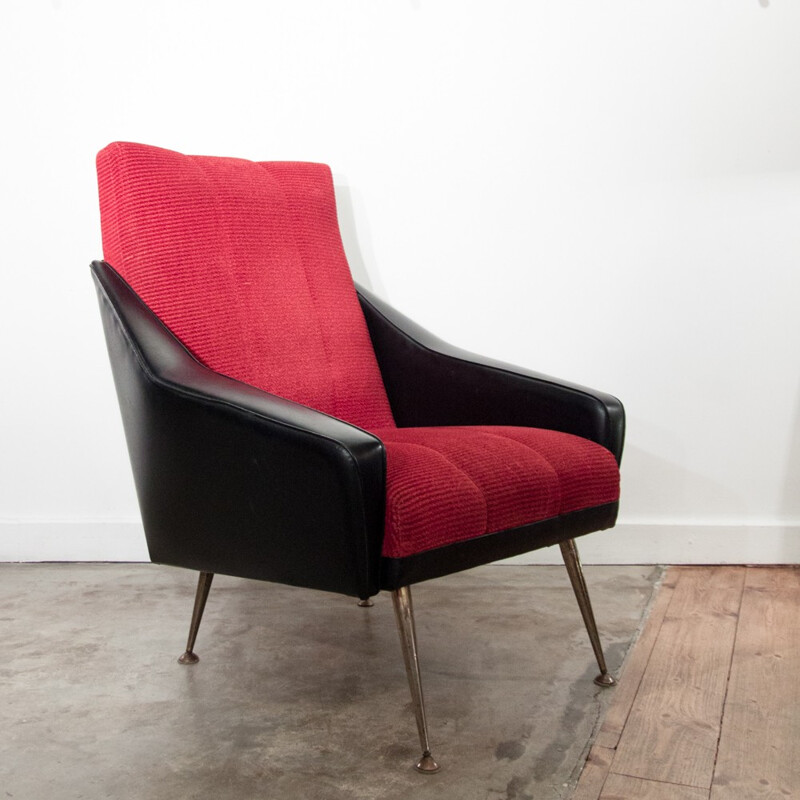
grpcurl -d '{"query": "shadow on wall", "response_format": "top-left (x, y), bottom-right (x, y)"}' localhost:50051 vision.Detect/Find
top-left (619, 435), bottom-right (749, 526)
top-left (620, 413), bottom-right (753, 525)
top-left (334, 181), bottom-right (386, 297)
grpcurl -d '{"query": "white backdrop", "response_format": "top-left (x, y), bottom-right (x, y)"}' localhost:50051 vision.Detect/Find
top-left (1, 1), bottom-right (799, 563)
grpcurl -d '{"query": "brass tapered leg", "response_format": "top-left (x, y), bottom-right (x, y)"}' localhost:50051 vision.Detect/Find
top-left (559, 540), bottom-right (617, 687)
top-left (178, 571), bottom-right (214, 665)
top-left (391, 586), bottom-right (440, 773)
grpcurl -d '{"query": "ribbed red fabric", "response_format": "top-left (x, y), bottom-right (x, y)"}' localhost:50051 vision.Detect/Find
top-left (372, 426), bottom-right (620, 558)
top-left (96, 142), bottom-right (620, 562)
top-left (97, 142), bottom-right (395, 430)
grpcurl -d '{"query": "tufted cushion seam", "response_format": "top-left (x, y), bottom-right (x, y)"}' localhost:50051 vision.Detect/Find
top-left (450, 426), bottom-right (618, 514)
top-left (450, 427), bottom-right (567, 510)
top-left (384, 439), bottom-right (489, 544)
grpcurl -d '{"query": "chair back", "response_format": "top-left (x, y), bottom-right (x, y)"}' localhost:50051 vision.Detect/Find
top-left (97, 142), bottom-right (395, 429)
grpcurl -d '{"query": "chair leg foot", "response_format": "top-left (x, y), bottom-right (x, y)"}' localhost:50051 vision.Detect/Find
top-left (415, 751), bottom-right (441, 773)
top-left (392, 586), bottom-right (440, 774)
top-left (593, 672), bottom-right (617, 687)
top-left (178, 571), bottom-right (214, 665)
top-left (559, 539), bottom-right (616, 688)
top-left (357, 597), bottom-right (374, 607)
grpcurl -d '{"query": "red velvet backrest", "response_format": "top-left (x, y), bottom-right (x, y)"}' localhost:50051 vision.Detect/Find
top-left (97, 142), bottom-right (395, 430)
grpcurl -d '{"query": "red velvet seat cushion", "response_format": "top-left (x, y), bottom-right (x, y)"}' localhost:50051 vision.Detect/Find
top-left (371, 426), bottom-right (620, 558)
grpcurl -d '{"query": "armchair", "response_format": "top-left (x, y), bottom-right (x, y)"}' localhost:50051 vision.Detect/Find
top-left (91, 142), bottom-right (624, 773)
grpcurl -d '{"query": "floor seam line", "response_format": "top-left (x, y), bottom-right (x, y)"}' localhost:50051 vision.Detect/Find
top-left (707, 565), bottom-right (747, 793)
top-left (608, 768), bottom-right (711, 792)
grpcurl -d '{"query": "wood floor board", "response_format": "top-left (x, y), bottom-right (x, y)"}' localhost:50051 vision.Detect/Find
top-left (572, 567), bottom-right (799, 800)
top-left (595, 568), bottom-right (677, 750)
top-left (599, 772), bottom-right (709, 800)
top-left (710, 567), bottom-right (800, 800)
top-left (570, 745), bottom-right (616, 800)
top-left (608, 566), bottom-right (745, 789)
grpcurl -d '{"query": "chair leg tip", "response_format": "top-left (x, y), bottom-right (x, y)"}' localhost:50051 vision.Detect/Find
top-left (357, 598), bottom-right (374, 607)
top-left (594, 672), bottom-right (616, 687)
top-left (178, 651), bottom-right (200, 665)
top-left (415, 751), bottom-right (440, 773)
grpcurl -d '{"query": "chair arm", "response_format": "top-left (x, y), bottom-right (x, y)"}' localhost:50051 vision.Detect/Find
top-left (92, 261), bottom-right (386, 598)
top-left (357, 285), bottom-right (625, 464)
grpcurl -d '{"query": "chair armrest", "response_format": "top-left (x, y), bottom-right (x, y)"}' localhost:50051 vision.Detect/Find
top-left (357, 285), bottom-right (625, 464)
top-left (92, 261), bottom-right (386, 598)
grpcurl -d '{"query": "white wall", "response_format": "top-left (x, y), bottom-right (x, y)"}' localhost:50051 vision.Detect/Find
top-left (1, 1), bottom-right (799, 563)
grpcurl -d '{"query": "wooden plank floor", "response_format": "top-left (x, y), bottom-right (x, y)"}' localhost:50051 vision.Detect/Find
top-left (573, 566), bottom-right (800, 800)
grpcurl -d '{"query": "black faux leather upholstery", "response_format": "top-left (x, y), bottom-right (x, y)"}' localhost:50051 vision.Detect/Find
top-left (357, 286), bottom-right (625, 465)
top-left (92, 260), bottom-right (386, 599)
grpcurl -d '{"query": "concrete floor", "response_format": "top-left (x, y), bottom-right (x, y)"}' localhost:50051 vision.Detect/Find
top-left (1, 563), bottom-right (661, 800)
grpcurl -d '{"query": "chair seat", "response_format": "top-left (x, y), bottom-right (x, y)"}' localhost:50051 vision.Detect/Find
top-left (371, 426), bottom-right (620, 559)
